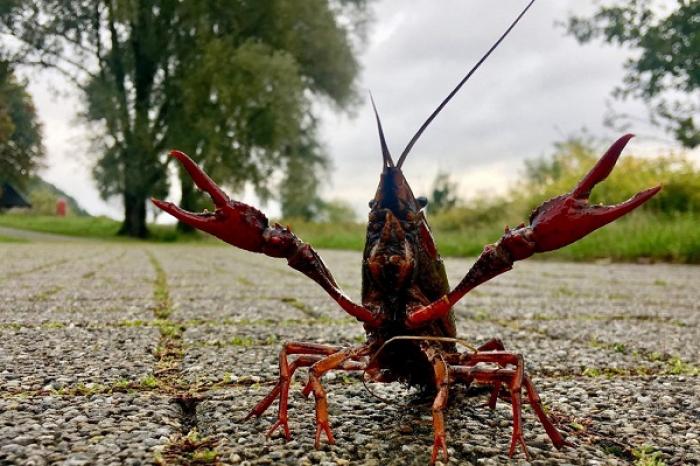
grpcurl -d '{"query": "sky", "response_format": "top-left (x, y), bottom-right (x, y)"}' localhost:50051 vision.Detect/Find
top-left (22, 0), bottom-right (697, 220)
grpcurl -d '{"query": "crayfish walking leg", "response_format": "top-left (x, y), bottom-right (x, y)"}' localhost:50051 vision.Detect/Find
top-left (424, 346), bottom-right (451, 464)
top-left (245, 342), bottom-right (343, 438)
top-left (300, 346), bottom-right (370, 447)
top-left (246, 342), bottom-right (369, 446)
top-left (450, 350), bottom-right (570, 459)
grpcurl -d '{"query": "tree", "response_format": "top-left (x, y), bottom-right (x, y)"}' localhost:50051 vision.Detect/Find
top-left (427, 171), bottom-right (459, 214)
top-left (566, 0), bottom-right (700, 148)
top-left (0, 60), bottom-right (44, 189)
top-left (1, 0), bottom-right (368, 237)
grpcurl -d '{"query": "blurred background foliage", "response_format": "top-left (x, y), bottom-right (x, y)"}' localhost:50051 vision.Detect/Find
top-left (423, 136), bottom-right (700, 262)
top-left (566, 0), bottom-right (699, 149)
top-left (288, 135), bottom-right (700, 263)
top-left (0, 0), bottom-right (698, 262)
top-left (0, 60), bottom-right (44, 190)
top-left (0, 0), bottom-right (370, 237)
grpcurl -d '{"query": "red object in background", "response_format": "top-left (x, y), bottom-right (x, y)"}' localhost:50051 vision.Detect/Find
top-left (56, 198), bottom-right (67, 217)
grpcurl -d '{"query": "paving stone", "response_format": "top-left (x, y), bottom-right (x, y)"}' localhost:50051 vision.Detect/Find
top-left (183, 323), bottom-right (363, 384)
top-left (0, 394), bottom-right (181, 465)
top-left (195, 376), bottom-right (699, 465)
top-left (0, 242), bottom-right (697, 465)
top-left (0, 326), bottom-right (158, 391)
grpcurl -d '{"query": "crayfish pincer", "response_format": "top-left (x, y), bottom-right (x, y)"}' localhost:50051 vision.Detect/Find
top-left (153, 0), bottom-right (660, 463)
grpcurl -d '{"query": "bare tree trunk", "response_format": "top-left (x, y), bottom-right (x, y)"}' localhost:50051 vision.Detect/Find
top-left (176, 171), bottom-right (196, 233)
top-left (119, 191), bottom-right (148, 238)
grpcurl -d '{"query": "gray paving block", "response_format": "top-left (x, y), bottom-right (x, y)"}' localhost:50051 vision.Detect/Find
top-left (195, 376), bottom-right (699, 465)
top-left (0, 393), bottom-right (181, 465)
top-left (0, 327), bottom-right (158, 391)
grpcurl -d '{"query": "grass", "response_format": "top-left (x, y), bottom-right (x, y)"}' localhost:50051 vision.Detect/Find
top-left (0, 214), bottom-right (204, 242)
top-left (632, 445), bottom-right (666, 466)
top-left (291, 211), bottom-right (700, 264)
top-left (2, 211), bottom-right (698, 263)
top-left (0, 234), bottom-right (28, 242)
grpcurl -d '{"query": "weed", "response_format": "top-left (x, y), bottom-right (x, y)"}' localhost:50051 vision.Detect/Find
top-left (113, 379), bottom-right (131, 390)
top-left (263, 334), bottom-right (279, 345)
top-left (469, 308), bottom-right (492, 321)
top-left (155, 319), bottom-right (184, 339)
top-left (117, 319), bottom-right (148, 328)
top-left (280, 296), bottom-right (320, 318)
top-left (632, 445), bottom-right (666, 466)
top-left (612, 343), bottom-right (626, 353)
top-left (569, 422), bottom-right (585, 432)
top-left (582, 367), bottom-right (602, 377)
top-left (236, 276), bottom-right (254, 287)
top-left (602, 444), bottom-right (626, 458)
top-left (140, 375), bottom-right (159, 389)
top-left (665, 356), bottom-right (700, 376)
top-left (229, 336), bottom-right (255, 347)
top-left (42, 321), bottom-right (66, 329)
top-left (30, 285), bottom-right (63, 302)
top-left (192, 449), bottom-right (218, 463)
top-left (556, 286), bottom-right (575, 297)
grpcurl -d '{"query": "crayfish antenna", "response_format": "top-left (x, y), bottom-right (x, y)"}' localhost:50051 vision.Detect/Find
top-left (369, 91), bottom-right (394, 168)
top-left (396, 0), bottom-right (537, 168)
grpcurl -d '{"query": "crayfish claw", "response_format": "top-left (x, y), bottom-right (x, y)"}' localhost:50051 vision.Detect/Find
top-left (572, 133), bottom-right (633, 199)
top-left (169, 150), bottom-right (230, 207)
top-left (588, 185), bottom-right (661, 225)
top-left (150, 198), bottom-right (211, 231)
top-left (525, 134), bottom-right (661, 253)
top-left (153, 149), bottom-right (271, 252)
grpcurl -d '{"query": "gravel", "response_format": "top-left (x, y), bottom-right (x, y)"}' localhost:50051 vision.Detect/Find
top-left (0, 394), bottom-right (180, 465)
top-left (1, 242), bottom-right (698, 465)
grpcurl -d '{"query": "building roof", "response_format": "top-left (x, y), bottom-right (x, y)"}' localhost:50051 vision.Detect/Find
top-left (0, 182), bottom-right (32, 208)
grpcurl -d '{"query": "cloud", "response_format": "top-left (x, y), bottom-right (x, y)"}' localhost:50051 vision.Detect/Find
top-left (23, 0), bottom-right (690, 220)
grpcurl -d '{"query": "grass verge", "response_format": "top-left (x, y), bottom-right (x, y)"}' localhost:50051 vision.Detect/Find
top-left (0, 214), bottom-right (207, 243)
top-left (290, 212), bottom-right (700, 263)
top-left (0, 234), bottom-right (28, 243)
top-left (2, 211), bottom-right (698, 263)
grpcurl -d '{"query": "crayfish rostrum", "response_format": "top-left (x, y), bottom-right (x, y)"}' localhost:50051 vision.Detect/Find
top-left (153, 1), bottom-right (661, 463)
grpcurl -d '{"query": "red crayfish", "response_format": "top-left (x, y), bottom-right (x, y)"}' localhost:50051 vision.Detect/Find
top-left (153, 1), bottom-right (660, 462)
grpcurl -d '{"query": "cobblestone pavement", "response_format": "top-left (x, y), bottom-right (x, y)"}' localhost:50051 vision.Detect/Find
top-left (1, 242), bottom-right (698, 465)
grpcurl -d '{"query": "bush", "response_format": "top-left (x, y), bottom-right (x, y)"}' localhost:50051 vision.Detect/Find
top-left (518, 137), bottom-right (700, 216)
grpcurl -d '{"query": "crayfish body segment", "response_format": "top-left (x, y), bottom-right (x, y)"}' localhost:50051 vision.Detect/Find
top-left (153, 1), bottom-right (660, 463)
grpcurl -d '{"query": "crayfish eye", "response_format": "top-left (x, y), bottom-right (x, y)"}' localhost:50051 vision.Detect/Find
top-left (416, 196), bottom-right (428, 209)
top-left (368, 199), bottom-right (376, 209)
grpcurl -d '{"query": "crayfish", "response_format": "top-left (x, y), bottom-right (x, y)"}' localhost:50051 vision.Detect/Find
top-left (153, 0), bottom-right (660, 463)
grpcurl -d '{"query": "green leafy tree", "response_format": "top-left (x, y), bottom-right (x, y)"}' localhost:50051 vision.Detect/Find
top-left (1, 0), bottom-right (368, 237)
top-left (0, 61), bottom-right (44, 189)
top-left (427, 171), bottom-right (459, 214)
top-left (566, 0), bottom-right (700, 148)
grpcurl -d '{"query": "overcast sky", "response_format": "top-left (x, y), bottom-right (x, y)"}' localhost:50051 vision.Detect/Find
top-left (23, 0), bottom-right (697, 220)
